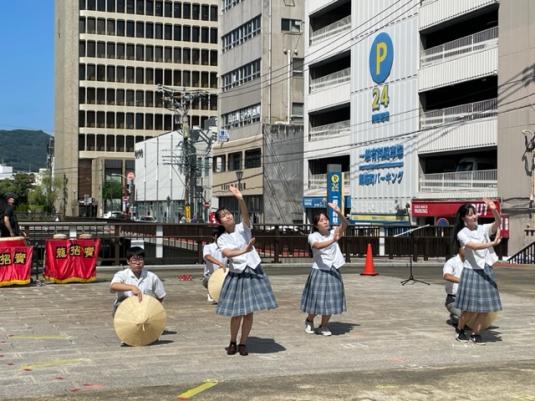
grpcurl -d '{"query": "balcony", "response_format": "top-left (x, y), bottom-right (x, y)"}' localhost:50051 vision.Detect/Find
top-left (420, 98), bottom-right (497, 129)
top-left (308, 173), bottom-right (350, 192)
top-left (309, 120), bottom-right (350, 142)
top-left (310, 15), bottom-right (351, 46)
top-left (310, 67), bottom-right (350, 93)
top-left (419, 169), bottom-right (497, 197)
top-left (421, 26), bottom-right (498, 67)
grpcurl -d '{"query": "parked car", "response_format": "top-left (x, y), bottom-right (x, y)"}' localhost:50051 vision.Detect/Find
top-left (136, 215), bottom-right (157, 222)
top-left (103, 211), bottom-right (123, 219)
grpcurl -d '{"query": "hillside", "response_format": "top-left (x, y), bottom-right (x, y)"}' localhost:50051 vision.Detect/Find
top-left (0, 130), bottom-right (51, 172)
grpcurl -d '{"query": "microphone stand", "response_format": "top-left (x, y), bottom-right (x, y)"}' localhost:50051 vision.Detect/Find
top-left (394, 224), bottom-right (431, 286)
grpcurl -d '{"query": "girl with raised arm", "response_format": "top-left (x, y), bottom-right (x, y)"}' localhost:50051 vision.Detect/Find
top-left (453, 199), bottom-right (502, 344)
top-left (301, 202), bottom-right (348, 336)
top-left (215, 184), bottom-right (277, 356)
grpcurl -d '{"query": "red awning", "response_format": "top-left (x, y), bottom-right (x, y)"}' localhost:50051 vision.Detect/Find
top-left (411, 200), bottom-right (500, 218)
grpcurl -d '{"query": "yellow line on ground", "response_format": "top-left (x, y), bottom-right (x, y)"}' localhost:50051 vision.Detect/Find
top-left (22, 358), bottom-right (90, 370)
top-left (10, 335), bottom-right (71, 340)
top-left (177, 379), bottom-right (218, 400)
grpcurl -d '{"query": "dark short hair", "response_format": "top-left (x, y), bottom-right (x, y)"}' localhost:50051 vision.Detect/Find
top-left (4, 192), bottom-right (15, 200)
top-left (126, 246), bottom-right (145, 260)
top-left (215, 207), bottom-right (231, 223)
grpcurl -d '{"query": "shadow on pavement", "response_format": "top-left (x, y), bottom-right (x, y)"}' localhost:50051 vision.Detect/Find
top-left (329, 321), bottom-right (360, 335)
top-left (247, 336), bottom-right (286, 354)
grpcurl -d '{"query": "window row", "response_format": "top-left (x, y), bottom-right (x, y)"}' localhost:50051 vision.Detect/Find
top-left (222, 15), bottom-right (260, 52)
top-left (281, 18), bottom-right (303, 33)
top-left (80, 41), bottom-right (218, 65)
top-left (79, 87), bottom-right (218, 110)
top-left (222, 0), bottom-right (243, 13)
top-left (78, 133), bottom-right (150, 152)
top-left (80, 0), bottom-right (218, 21)
top-left (79, 17), bottom-right (218, 44)
top-left (222, 60), bottom-right (261, 92)
top-left (79, 64), bottom-right (218, 88)
top-left (221, 104), bottom-right (261, 129)
top-left (213, 148), bottom-right (262, 173)
top-left (79, 110), bottom-right (214, 131)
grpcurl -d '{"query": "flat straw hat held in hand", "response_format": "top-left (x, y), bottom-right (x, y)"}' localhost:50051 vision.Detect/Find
top-left (208, 268), bottom-right (228, 303)
top-left (465, 312), bottom-right (498, 331)
top-left (113, 295), bottom-right (167, 346)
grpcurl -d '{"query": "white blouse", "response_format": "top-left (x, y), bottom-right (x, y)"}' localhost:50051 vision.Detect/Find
top-left (217, 222), bottom-right (261, 272)
top-left (308, 229), bottom-right (345, 270)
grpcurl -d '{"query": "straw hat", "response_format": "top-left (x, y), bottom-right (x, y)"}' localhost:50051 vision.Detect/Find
top-left (208, 268), bottom-right (228, 302)
top-left (465, 311), bottom-right (498, 331)
top-left (78, 233), bottom-right (93, 239)
top-left (113, 295), bottom-right (167, 346)
top-left (52, 233), bottom-right (68, 239)
top-left (0, 236), bottom-right (26, 246)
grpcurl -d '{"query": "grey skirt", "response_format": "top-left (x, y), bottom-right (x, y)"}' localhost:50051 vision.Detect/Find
top-left (454, 264), bottom-right (502, 313)
top-left (216, 265), bottom-right (278, 317)
top-left (300, 267), bottom-right (346, 315)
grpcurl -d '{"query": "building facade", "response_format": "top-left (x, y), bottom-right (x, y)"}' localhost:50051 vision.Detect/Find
top-left (304, 0), bottom-right (532, 254)
top-left (54, 0), bottom-right (218, 217)
top-left (212, 0), bottom-right (305, 224)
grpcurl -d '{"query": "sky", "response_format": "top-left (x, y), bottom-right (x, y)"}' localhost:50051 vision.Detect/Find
top-left (0, 1), bottom-right (54, 134)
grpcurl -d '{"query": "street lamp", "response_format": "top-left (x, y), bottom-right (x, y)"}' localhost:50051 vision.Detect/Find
top-left (235, 170), bottom-right (243, 190)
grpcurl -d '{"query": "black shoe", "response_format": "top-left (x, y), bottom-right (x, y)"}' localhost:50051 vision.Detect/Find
top-left (470, 334), bottom-right (485, 345)
top-left (456, 330), bottom-right (469, 342)
top-left (225, 342), bottom-right (237, 355)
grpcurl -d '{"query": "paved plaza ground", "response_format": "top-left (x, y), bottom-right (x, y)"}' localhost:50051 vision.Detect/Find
top-left (1, 262), bottom-right (535, 400)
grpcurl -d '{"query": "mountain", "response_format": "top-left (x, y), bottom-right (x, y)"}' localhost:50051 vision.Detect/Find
top-left (0, 130), bottom-right (51, 172)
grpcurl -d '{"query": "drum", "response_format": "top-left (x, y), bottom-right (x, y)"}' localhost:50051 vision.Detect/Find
top-left (207, 268), bottom-right (228, 303)
top-left (113, 295), bottom-right (167, 346)
top-left (0, 236), bottom-right (26, 247)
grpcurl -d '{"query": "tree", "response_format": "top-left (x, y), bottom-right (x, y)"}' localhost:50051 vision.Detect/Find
top-left (102, 180), bottom-right (123, 211)
top-left (0, 173), bottom-right (35, 210)
top-left (28, 171), bottom-right (62, 214)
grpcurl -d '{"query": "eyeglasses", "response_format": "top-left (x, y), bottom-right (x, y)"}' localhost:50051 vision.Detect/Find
top-left (129, 256), bottom-right (144, 262)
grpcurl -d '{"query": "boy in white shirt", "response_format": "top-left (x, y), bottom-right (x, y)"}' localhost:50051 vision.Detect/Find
top-left (443, 247), bottom-right (465, 327)
top-left (202, 228), bottom-right (227, 303)
top-left (110, 246), bottom-right (166, 316)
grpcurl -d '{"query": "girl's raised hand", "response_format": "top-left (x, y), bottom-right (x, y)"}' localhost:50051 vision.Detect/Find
top-left (483, 198), bottom-right (497, 211)
top-left (327, 202), bottom-right (341, 214)
top-left (229, 183), bottom-right (243, 199)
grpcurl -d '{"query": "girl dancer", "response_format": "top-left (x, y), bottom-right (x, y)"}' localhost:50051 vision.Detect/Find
top-left (301, 202), bottom-right (348, 336)
top-left (215, 184), bottom-right (277, 355)
top-left (453, 199), bottom-right (502, 343)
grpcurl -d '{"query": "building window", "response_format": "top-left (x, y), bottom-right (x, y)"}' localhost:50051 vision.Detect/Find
top-left (221, 60), bottom-right (261, 91)
top-left (228, 152), bottom-right (242, 171)
top-left (245, 148), bottom-right (261, 169)
top-left (213, 155), bottom-right (226, 173)
top-left (291, 103), bottom-right (304, 122)
top-left (281, 18), bottom-right (302, 32)
top-left (292, 58), bottom-right (303, 77)
top-left (222, 16), bottom-right (260, 52)
top-left (222, 104), bottom-right (261, 129)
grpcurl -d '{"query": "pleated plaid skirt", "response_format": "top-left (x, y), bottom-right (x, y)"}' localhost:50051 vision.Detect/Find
top-left (216, 265), bottom-right (278, 317)
top-left (454, 264), bottom-right (502, 313)
top-left (300, 267), bottom-right (346, 315)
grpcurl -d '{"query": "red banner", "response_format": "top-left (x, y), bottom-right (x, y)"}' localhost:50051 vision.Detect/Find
top-left (411, 200), bottom-right (500, 218)
top-left (44, 239), bottom-right (101, 283)
top-left (0, 246), bottom-right (33, 287)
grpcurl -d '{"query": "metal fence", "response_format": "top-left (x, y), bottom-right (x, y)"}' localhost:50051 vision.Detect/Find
top-left (18, 221), bottom-right (509, 269)
top-left (310, 15), bottom-right (351, 45)
top-left (420, 98), bottom-right (497, 129)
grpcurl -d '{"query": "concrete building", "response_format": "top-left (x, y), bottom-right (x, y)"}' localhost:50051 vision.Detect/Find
top-left (213, 0), bottom-right (305, 224)
top-left (0, 165), bottom-right (14, 180)
top-left (54, 0), bottom-right (218, 217)
top-left (304, 0), bottom-right (533, 254)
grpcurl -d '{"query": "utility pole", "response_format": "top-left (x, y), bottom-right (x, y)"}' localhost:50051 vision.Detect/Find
top-left (157, 85), bottom-right (215, 222)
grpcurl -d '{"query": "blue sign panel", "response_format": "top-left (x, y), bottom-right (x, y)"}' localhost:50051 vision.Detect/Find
top-left (358, 144), bottom-right (404, 186)
top-left (369, 32), bottom-right (394, 84)
top-left (327, 172), bottom-right (342, 225)
top-left (303, 196), bottom-right (351, 209)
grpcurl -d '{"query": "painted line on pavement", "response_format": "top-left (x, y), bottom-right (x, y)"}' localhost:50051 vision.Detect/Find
top-left (22, 358), bottom-right (90, 370)
top-left (177, 379), bottom-right (218, 400)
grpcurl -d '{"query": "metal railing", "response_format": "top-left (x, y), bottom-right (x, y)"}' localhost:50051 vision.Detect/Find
top-left (507, 233), bottom-right (535, 264)
top-left (310, 67), bottom-right (350, 92)
top-left (15, 221), bottom-right (510, 269)
top-left (309, 120), bottom-right (350, 141)
top-left (421, 26), bottom-right (498, 66)
top-left (310, 15), bottom-right (351, 45)
top-left (419, 169), bottom-right (497, 193)
top-left (308, 173), bottom-right (350, 191)
top-left (420, 98), bottom-right (497, 129)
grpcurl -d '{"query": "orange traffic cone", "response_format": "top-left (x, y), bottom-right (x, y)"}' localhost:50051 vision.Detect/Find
top-left (361, 243), bottom-right (378, 276)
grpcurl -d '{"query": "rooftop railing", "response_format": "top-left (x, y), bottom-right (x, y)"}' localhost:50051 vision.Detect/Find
top-left (310, 15), bottom-right (351, 45)
top-left (308, 173), bottom-right (350, 191)
top-left (309, 120), bottom-right (350, 142)
top-left (420, 98), bottom-right (497, 129)
top-left (419, 169), bottom-right (497, 193)
top-left (421, 26), bottom-right (498, 66)
top-left (310, 67), bottom-right (351, 93)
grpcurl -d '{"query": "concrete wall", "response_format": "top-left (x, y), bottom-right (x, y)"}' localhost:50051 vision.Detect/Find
top-left (497, 0), bottom-right (535, 254)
